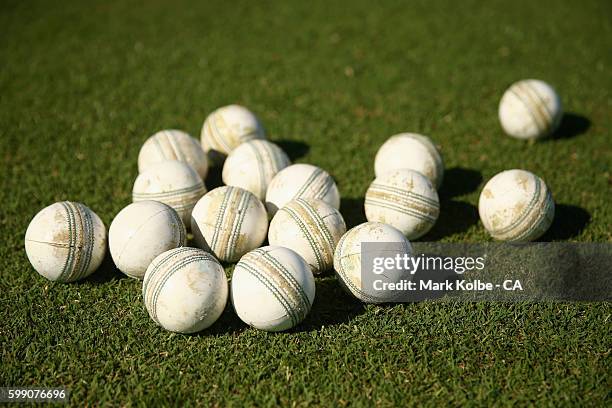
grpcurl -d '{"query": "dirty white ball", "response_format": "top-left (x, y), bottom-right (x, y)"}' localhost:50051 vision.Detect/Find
top-left (231, 246), bottom-right (315, 332)
top-left (265, 163), bottom-right (340, 217)
top-left (365, 169), bottom-right (440, 240)
top-left (143, 247), bottom-right (228, 333)
top-left (109, 201), bottom-right (186, 279)
top-left (374, 133), bottom-right (444, 189)
top-left (191, 186), bottom-right (268, 262)
top-left (269, 198), bottom-right (346, 274)
top-left (499, 79), bottom-right (563, 140)
top-left (132, 160), bottom-right (206, 226)
top-left (333, 222), bottom-right (412, 303)
top-left (222, 140), bottom-right (291, 200)
top-left (201, 104), bottom-right (265, 164)
top-left (25, 202), bottom-right (107, 282)
top-left (138, 129), bottom-right (208, 180)
top-left (479, 169), bottom-right (555, 241)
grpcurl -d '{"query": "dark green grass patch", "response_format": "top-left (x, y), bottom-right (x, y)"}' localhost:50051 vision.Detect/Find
top-left (1, 0), bottom-right (610, 405)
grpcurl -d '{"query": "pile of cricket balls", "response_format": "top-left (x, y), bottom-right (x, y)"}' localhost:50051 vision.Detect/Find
top-left (25, 79), bottom-right (560, 333)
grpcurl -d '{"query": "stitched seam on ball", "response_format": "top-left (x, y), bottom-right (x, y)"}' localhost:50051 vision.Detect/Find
top-left (297, 200), bottom-right (335, 264)
top-left (249, 142), bottom-right (267, 199)
top-left (132, 183), bottom-right (206, 199)
top-left (247, 251), bottom-right (308, 321)
top-left (260, 142), bottom-right (277, 198)
top-left (281, 204), bottom-right (324, 271)
top-left (508, 87), bottom-right (545, 135)
top-left (208, 112), bottom-right (225, 152)
top-left (240, 129), bottom-right (260, 143)
top-left (306, 171), bottom-right (329, 200)
top-left (67, 202), bottom-right (84, 282)
top-left (492, 175), bottom-right (541, 236)
top-left (217, 187), bottom-right (240, 260)
top-left (76, 203), bottom-right (94, 280)
top-left (70, 201), bottom-right (86, 282)
top-left (294, 168), bottom-right (321, 199)
top-left (524, 83), bottom-right (555, 127)
top-left (211, 111), bottom-right (233, 153)
top-left (153, 196), bottom-right (203, 210)
top-left (64, 202), bottom-right (75, 281)
top-left (143, 247), bottom-right (195, 302)
top-left (226, 189), bottom-right (250, 261)
top-left (167, 206), bottom-right (186, 246)
top-left (314, 175), bottom-right (334, 201)
top-left (210, 188), bottom-right (232, 256)
top-left (146, 251), bottom-right (217, 309)
top-left (58, 202), bottom-right (75, 282)
top-left (166, 131), bottom-right (186, 162)
top-left (337, 254), bottom-right (380, 303)
top-left (365, 197), bottom-right (437, 224)
top-left (368, 183), bottom-right (439, 207)
top-left (297, 199), bottom-right (335, 250)
top-left (250, 250), bottom-right (310, 319)
top-left (238, 261), bottom-right (298, 327)
top-left (365, 197), bottom-right (436, 223)
top-left (521, 83), bottom-right (553, 128)
top-left (132, 190), bottom-right (206, 207)
top-left (508, 182), bottom-right (552, 241)
top-left (150, 255), bottom-right (214, 324)
top-left (364, 191), bottom-right (439, 220)
top-left (517, 82), bottom-right (553, 134)
top-left (253, 249), bottom-right (311, 310)
top-left (296, 199), bottom-right (335, 269)
top-left (253, 248), bottom-right (311, 312)
top-left (153, 133), bottom-right (174, 161)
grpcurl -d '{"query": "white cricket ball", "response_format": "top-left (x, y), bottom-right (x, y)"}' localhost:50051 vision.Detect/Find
top-left (222, 139), bottom-right (291, 200)
top-left (478, 169), bottom-right (555, 241)
top-left (201, 104), bottom-right (266, 164)
top-left (499, 79), bottom-right (563, 140)
top-left (138, 129), bottom-right (209, 180)
top-left (231, 246), bottom-right (315, 332)
top-left (109, 201), bottom-right (186, 279)
top-left (333, 222), bottom-right (412, 303)
top-left (143, 247), bottom-right (228, 333)
top-left (374, 133), bottom-right (444, 189)
top-left (364, 169), bottom-right (440, 240)
top-left (268, 198), bottom-right (346, 274)
top-left (265, 163), bottom-right (340, 217)
top-left (25, 201), bottom-right (107, 282)
top-left (191, 186), bottom-right (268, 262)
top-left (132, 160), bottom-right (206, 226)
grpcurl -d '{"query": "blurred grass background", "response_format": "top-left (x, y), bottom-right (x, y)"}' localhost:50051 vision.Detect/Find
top-left (0, 0), bottom-right (610, 405)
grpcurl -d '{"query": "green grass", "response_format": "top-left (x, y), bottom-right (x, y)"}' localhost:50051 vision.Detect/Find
top-left (1, 0), bottom-right (610, 405)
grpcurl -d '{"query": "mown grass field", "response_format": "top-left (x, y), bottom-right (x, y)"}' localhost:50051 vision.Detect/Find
top-left (1, 0), bottom-right (610, 405)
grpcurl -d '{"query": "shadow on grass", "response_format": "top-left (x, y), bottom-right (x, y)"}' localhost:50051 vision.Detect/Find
top-left (293, 276), bottom-right (365, 332)
top-left (421, 167), bottom-right (481, 239)
top-left (439, 167), bottom-right (483, 199)
top-left (274, 139), bottom-right (310, 161)
top-left (204, 302), bottom-right (248, 336)
top-left (540, 204), bottom-right (591, 241)
top-left (81, 251), bottom-right (126, 284)
top-left (422, 200), bottom-right (479, 240)
top-left (340, 197), bottom-right (366, 229)
top-left (204, 276), bottom-right (366, 336)
top-left (551, 113), bottom-right (591, 140)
